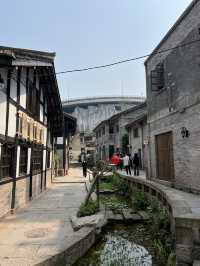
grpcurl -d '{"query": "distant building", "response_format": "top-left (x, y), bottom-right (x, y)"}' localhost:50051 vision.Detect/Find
top-left (63, 96), bottom-right (145, 162)
top-left (145, 0), bottom-right (200, 192)
top-left (0, 46), bottom-right (63, 218)
top-left (94, 103), bottom-right (146, 160)
top-left (125, 106), bottom-right (147, 171)
top-left (54, 113), bottom-right (76, 175)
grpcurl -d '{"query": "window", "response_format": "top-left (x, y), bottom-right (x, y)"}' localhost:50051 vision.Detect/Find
top-left (109, 126), bottom-right (114, 134)
top-left (115, 106), bottom-right (121, 111)
top-left (133, 128), bottom-right (139, 138)
top-left (151, 62), bottom-right (165, 91)
top-left (32, 147), bottom-right (42, 174)
top-left (0, 144), bottom-right (13, 179)
top-left (102, 126), bottom-right (105, 135)
top-left (26, 69), bottom-right (40, 119)
top-left (19, 146), bottom-right (28, 176)
top-left (116, 125), bottom-right (119, 133)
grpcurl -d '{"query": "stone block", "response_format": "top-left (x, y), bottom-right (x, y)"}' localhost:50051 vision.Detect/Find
top-left (176, 244), bottom-right (193, 265)
top-left (122, 209), bottom-right (142, 221)
top-left (137, 210), bottom-right (150, 221)
top-left (70, 213), bottom-right (106, 231)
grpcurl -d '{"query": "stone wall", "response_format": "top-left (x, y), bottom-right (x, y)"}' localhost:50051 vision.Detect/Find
top-left (32, 174), bottom-right (42, 198)
top-left (46, 169), bottom-right (52, 188)
top-left (149, 102), bottom-right (200, 192)
top-left (118, 172), bottom-right (200, 265)
top-left (15, 178), bottom-right (30, 209)
top-left (0, 182), bottom-right (12, 218)
top-left (145, 1), bottom-right (200, 191)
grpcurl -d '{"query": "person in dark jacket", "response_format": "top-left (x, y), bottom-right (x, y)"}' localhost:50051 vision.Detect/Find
top-left (133, 153), bottom-right (140, 176)
top-left (81, 152), bottom-right (87, 177)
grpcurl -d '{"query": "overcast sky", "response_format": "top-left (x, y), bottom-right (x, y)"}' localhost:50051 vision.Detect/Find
top-left (0, 0), bottom-right (191, 100)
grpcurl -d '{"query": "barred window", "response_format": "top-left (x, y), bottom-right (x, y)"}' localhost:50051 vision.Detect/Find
top-left (151, 62), bottom-right (165, 91)
top-left (133, 128), bottom-right (139, 138)
top-left (19, 146), bottom-right (28, 176)
top-left (32, 147), bottom-right (42, 174)
top-left (0, 144), bottom-right (13, 179)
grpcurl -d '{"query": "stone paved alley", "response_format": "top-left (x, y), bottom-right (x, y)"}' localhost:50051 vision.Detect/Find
top-left (0, 168), bottom-right (88, 266)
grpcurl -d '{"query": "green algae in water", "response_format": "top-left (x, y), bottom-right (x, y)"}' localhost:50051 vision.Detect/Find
top-left (74, 224), bottom-right (153, 266)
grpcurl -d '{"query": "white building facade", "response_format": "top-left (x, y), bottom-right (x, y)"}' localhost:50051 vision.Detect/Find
top-left (0, 46), bottom-right (63, 218)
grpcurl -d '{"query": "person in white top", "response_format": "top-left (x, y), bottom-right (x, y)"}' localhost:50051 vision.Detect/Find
top-left (123, 154), bottom-right (131, 175)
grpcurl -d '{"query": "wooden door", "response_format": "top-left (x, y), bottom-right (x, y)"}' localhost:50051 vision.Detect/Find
top-left (156, 132), bottom-right (174, 181)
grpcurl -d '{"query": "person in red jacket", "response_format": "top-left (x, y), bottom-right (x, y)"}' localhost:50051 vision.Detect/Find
top-left (111, 153), bottom-right (120, 165)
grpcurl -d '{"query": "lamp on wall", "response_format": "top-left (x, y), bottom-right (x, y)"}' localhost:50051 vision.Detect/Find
top-left (181, 127), bottom-right (190, 138)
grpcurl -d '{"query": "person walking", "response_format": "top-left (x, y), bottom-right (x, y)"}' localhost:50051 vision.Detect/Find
top-left (133, 152), bottom-right (140, 176)
top-left (81, 152), bottom-right (87, 177)
top-left (123, 154), bottom-right (131, 175)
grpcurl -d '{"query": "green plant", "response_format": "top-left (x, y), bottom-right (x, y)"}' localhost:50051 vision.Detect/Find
top-left (167, 252), bottom-right (176, 266)
top-left (99, 182), bottom-right (115, 191)
top-left (133, 191), bottom-right (149, 211)
top-left (110, 174), bottom-right (129, 195)
top-left (153, 239), bottom-right (168, 265)
top-left (78, 199), bottom-right (99, 217)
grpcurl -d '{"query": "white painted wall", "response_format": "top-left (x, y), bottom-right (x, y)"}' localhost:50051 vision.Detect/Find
top-left (40, 88), bottom-right (43, 102)
top-left (0, 68), bottom-right (8, 92)
top-left (27, 148), bottom-right (31, 174)
top-left (20, 68), bottom-right (26, 109)
top-left (40, 104), bottom-right (44, 122)
top-left (10, 69), bottom-right (17, 101)
top-left (43, 150), bottom-right (46, 171)
top-left (50, 151), bottom-right (52, 169)
top-left (0, 69), bottom-right (8, 135)
top-left (0, 91), bottom-right (7, 135)
top-left (43, 127), bottom-right (47, 146)
top-left (8, 104), bottom-right (16, 138)
top-left (16, 146), bottom-right (20, 177)
top-left (57, 137), bottom-right (63, 145)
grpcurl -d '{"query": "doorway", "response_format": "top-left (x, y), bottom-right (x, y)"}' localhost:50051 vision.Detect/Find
top-left (156, 132), bottom-right (174, 181)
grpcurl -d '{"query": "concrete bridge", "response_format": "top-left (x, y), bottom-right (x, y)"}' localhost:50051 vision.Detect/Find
top-left (62, 96), bottom-right (145, 133)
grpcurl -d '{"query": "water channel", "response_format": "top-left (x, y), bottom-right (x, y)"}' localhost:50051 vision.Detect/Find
top-left (74, 222), bottom-right (161, 266)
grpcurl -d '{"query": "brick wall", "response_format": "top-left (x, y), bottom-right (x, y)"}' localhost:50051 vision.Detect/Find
top-left (146, 2), bottom-right (200, 191)
top-left (149, 103), bottom-right (200, 192)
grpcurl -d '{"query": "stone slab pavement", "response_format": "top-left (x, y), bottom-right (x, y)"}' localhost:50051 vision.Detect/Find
top-left (0, 168), bottom-right (90, 266)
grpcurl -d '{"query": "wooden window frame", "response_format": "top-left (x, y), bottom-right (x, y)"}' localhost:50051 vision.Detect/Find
top-left (0, 144), bottom-right (14, 179)
top-left (32, 146), bottom-right (43, 175)
top-left (19, 146), bottom-right (28, 176)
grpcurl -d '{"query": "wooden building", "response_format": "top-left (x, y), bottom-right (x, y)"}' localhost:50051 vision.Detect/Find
top-left (54, 112), bottom-right (76, 176)
top-left (0, 46), bottom-right (63, 218)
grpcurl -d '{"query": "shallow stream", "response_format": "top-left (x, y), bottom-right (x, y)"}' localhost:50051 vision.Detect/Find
top-left (74, 222), bottom-right (160, 266)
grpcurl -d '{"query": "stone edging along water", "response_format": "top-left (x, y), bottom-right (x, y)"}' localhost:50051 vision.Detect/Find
top-left (117, 172), bottom-right (200, 266)
top-left (35, 226), bottom-right (97, 266)
top-left (35, 172), bottom-right (200, 266)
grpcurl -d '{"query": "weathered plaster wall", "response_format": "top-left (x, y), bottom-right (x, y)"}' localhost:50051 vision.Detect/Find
top-left (146, 1), bottom-right (200, 191)
top-left (8, 103), bottom-right (17, 138)
top-left (15, 177), bottom-right (30, 209)
top-left (0, 91), bottom-right (7, 135)
top-left (0, 182), bottom-right (12, 217)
